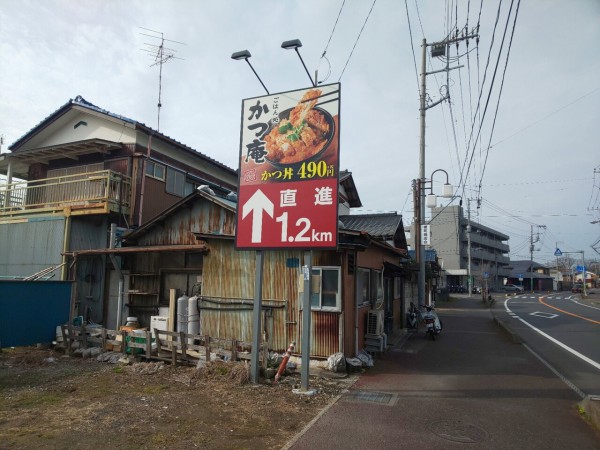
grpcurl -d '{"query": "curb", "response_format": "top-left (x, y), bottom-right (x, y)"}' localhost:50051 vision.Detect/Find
top-left (579, 395), bottom-right (600, 431)
top-left (281, 375), bottom-right (360, 450)
top-left (492, 315), bottom-right (522, 344)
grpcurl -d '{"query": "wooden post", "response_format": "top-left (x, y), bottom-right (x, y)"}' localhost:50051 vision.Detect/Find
top-left (154, 328), bottom-right (162, 355)
top-left (61, 325), bottom-right (70, 353)
top-left (101, 328), bottom-right (107, 350)
top-left (231, 339), bottom-right (238, 362)
top-left (145, 330), bottom-right (151, 359)
top-left (81, 324), bottom-right (88, 349)
top-left (121, 330), bottom-right (127, 355)
top-left (205, 334), bottom-right (210, 362)
top-left (179, 332), bottom-right (187, 361)
top-left (171, 333), bottom-right (177, 366)
top-left (168, 289), bottom-right (176, 350)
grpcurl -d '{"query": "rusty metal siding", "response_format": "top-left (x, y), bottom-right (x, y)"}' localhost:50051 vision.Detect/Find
top-left (297, 311), bottom-right (342, 357)
top-left (199, 300), bottom-right (286, 351)
top-left (201, 241), bottom-right (309, 352)
top-left (137, 199), bottom-right (235, 247)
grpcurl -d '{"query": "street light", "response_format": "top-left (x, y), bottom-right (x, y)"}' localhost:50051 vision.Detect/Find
top-left (425, 169), bottom-right (453, 208)
top-left (231, 49), bottom-right (270, 95)
top-left (281, 39), bottom-right (316, 87)
top-left (418, 169), bottom-right (453, 306)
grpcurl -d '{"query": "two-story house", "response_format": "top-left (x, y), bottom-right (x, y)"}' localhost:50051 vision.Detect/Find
top-left (0, 96), bottom-right (237, 323)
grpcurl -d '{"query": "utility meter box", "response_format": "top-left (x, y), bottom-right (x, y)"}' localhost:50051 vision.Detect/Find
top-left (150, 316), bottom-right (169, 333)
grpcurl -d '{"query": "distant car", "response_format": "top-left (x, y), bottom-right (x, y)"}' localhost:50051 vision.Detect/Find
top-left (572, 283), bottom-right (583, 293)
top-left (503, 284), bottom-right (524, 292)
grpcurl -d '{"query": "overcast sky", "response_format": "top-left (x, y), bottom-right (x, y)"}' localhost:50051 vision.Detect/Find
top-left (1, 0), bottom-right (599, 265)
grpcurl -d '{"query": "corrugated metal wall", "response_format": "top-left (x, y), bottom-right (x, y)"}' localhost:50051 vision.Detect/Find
top-left (201, 242), bottom-right (343, 355)
top-left (297, 311), bottom-right (342, 357)
top-left (137, 199), bottom-right (236, 246)
top-left (71, 218), bottom-right (109, 324)
top-left (0, 217), bottom-right (65, 277)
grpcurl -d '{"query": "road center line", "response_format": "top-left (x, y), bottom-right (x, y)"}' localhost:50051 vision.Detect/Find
top-left (538, 296), bottom-right (600, 325)
top-left (504, 298), bottom-right (600, 372)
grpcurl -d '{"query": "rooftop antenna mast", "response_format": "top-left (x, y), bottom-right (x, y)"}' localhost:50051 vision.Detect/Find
top-left (139, 27), bottom-right (185, 131)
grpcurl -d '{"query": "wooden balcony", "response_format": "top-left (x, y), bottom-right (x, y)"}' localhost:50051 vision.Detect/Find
top-left (0, 170), bottom-right (131, 220)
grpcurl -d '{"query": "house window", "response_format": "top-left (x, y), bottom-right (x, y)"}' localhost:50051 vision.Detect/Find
top-left (356, 268), bottom-right (370, 306)
top-left (309, 267), bottom-right (341, 311)
top-left (184, 180), bottom-right (197, 196)
top-left (371, 269), bottom-right (383, 307)
top-left (166, 167), bottom-right (185, 196)
top-left (394, 277), bottom-right (402, 298)
top-left (146, 161), bottom-right (165, 181)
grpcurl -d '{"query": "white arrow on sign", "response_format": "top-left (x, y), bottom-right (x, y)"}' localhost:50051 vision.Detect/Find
top-left (242, 189), bottom-right (274, 243)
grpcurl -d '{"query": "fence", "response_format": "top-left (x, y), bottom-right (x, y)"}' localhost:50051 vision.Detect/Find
top-left (60, 324), bottom-right (262, 367)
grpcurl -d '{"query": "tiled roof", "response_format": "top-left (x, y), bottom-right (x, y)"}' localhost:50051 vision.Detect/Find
top-left (339, 213), bottom-right (402, 238)
top-left (339, 212), bottom-right (407, 250)
top-left (9, 96), bottom-right (236, 174)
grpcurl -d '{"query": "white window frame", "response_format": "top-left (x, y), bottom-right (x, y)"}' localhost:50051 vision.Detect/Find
top-left (146, 160), bottom-right (165, 181)
top-left (372, 269), bottom-right (383, 306)
top-left (302, 266), bottom-right (341, 312)
top-left (356, 267), bottom-right (371, 307)
top-left (166, 166), bottom-right (185, 196)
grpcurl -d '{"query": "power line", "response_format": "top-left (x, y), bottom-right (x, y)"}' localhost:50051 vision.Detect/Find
top-left (461, 0), bottom-right (514, 195)
top-left (489, 86), bottom-right (600, 151)
top-left (338, 0), bottom-right (377, 81)
top-left (317, 0), bottom-right (346, 84)
top-left (404, 0), bottom-right (421, 96)
top-left (478, 0), bottom-right (521, 199)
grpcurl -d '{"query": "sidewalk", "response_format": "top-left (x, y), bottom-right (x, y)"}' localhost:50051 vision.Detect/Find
top-left (285, 296), bottom-right (600, 449)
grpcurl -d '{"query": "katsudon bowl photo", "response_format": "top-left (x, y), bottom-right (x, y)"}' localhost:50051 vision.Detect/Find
top-left (261, 106), bottom-right (335, 169)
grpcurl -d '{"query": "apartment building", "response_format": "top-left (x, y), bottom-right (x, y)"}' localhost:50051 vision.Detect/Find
top-left (416, 204), bottom-right (511, 291)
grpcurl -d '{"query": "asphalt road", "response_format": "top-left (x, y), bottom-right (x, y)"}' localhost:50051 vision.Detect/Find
top-left (493, 292), bottom-right (600, 397)
top-left (287, 296), bottom-right (600, 449)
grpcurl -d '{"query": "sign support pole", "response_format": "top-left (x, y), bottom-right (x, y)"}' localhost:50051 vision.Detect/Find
top-left (250, 250), bottom-right (264, 383)
top-left (301, 250), bottom-right (312, 391)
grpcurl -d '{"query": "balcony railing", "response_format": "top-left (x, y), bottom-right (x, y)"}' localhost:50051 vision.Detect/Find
top-left (0, 170), bottom-right (131, 217)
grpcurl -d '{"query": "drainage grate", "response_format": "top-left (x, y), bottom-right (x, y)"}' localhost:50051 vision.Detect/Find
top-left (343, 390), bottom-right (398, 406)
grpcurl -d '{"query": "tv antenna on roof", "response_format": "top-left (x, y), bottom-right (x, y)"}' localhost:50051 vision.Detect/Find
top-left (139, 27), bottom-right (185, 131)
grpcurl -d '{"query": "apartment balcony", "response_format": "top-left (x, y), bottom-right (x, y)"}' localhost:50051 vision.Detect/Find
top-left (0, 170), bottom-right (131, 220)
top-left (463, 231), bottom-right (510, 254)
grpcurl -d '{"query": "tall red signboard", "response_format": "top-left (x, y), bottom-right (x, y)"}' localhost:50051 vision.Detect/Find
top-left (236, 83), bottom-right (341, 250)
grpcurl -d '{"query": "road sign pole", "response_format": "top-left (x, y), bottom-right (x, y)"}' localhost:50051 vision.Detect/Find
top-left (301, 250), bottom-right (312, 391)
top-left (250, 250), bottom-right (264, 383)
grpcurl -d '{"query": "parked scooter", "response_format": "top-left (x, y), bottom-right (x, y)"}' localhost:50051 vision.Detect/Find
top-left (406, 302), bottom-right (420, 330)
top-left (422, 305), bottom-right (442, 340)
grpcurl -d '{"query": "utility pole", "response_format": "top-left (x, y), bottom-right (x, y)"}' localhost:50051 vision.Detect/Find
top-left (467, 198), bottom-right (472, 297)
top-left (529, 224), bottom-right (546, 292)
top-left (530, 225), bottom-right (534, 292)
top-left (417, 30), bottom-right (478, 307)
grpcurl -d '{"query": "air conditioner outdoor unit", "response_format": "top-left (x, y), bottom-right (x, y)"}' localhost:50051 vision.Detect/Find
top-left (366, 309), bottom-right (385, 335)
